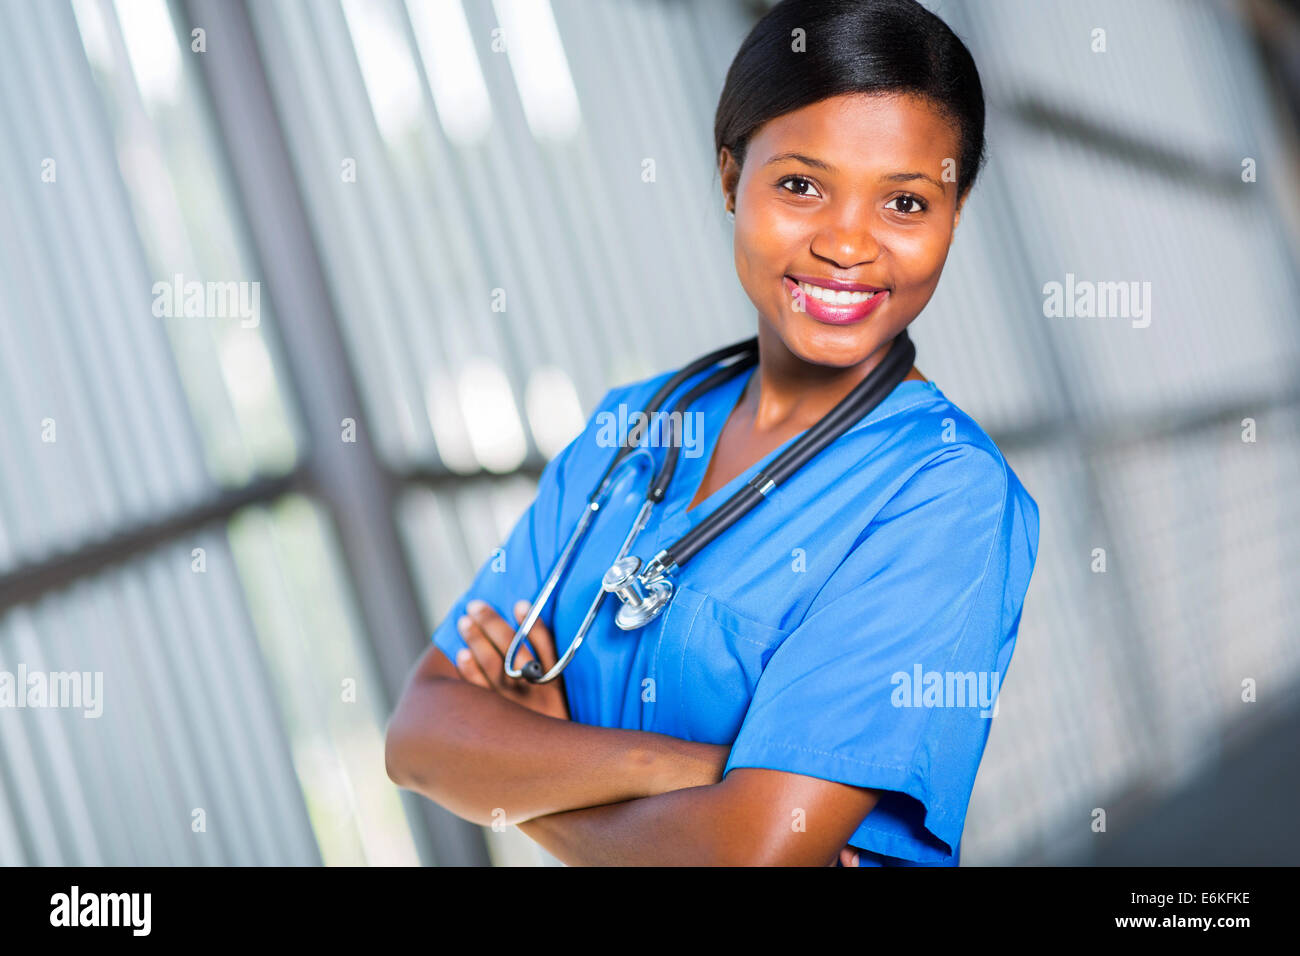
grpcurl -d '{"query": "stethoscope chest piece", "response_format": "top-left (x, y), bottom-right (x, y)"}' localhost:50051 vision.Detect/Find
top-left (602, 555), bottom-right (674, 631)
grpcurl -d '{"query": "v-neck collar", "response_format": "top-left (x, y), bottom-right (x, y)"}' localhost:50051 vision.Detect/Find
top-left (658, 371), bottom-right (939, 539)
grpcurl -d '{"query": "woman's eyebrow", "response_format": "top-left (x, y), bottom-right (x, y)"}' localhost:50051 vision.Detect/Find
top-left (764, 153), bottom-right (946, 192)
top-left (882, 171), bottom-right (947, 192)
top-left (764, 150), bottom-right (835, 171)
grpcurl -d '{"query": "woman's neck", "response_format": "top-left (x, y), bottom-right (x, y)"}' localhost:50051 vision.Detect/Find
top-left (741, 323), bottom-right (921, 434)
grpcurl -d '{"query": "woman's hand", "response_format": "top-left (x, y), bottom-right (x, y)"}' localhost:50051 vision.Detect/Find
top-left (455, 599), bottom-right (571, 720)
top-left (832, 846), bottom-right (861, 867)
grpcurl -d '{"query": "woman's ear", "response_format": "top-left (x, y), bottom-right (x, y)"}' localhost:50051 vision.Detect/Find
top-left (718, 146), bottom-right (740, 216)
top-left (952, 187), bottom-right (970, 231)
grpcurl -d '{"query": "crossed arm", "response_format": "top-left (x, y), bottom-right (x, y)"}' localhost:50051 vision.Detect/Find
top-left (384, 599), bottom-right (879, 865)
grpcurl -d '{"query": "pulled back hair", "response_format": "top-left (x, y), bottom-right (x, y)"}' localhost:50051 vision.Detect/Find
top-left (714, 0), bottom-right (986, 199)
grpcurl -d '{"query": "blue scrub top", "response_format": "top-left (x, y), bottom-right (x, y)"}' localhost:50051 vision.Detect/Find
top-left (432, 362), bottom-right (1040, 866)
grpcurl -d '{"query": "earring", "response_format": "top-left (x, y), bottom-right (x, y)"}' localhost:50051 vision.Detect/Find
top-left (725, 206), bottom-right (735, 221)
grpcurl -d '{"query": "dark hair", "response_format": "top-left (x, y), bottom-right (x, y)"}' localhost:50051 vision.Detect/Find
top-left (714, 0), bottom-right (986, 199)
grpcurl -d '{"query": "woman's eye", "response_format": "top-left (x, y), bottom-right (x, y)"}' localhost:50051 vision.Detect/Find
top-left (886, 194), bottom-right (928, 214)
top-left (778, 175), bottom-right (822, 198)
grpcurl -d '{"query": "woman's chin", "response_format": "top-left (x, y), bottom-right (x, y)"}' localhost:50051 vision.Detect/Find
top-left (775, 321), bottom-right (889, 370)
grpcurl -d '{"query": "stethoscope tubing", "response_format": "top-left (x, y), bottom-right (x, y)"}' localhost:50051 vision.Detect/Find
top-left (502, 345), bottom-right (758, 683)
top-left (503, 447), bottom-right (657, 682)
top-left (664, 330), bottom-right (914, 570)
top-left (502, 329), bottom-right (913, 682)
top-left (589, 337), bottom-right (759, 499)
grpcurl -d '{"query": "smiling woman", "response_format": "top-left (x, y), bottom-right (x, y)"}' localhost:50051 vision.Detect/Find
top-left (726, 94), bottom-right (966, 359)
top-left (385, 0), bottom-right (1039, 867)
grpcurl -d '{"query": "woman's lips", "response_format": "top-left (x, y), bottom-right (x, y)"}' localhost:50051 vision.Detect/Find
top-left (783, 275), bottom-right (888, 325)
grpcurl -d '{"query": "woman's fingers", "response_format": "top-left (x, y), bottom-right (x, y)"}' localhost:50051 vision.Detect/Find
top-left (461, 600), bottom-right (538, 686)
top-left (513, 601), bottom-right (557, 669)
top-left (458, 610), bottom-right (513, 688)
top-left (469, 600), bottom-right (529, 660)
top-left (466, 600), bottom-right (524, 658)
top-left (454, 647), bottom-right (492, 688)
top-left (456, 598), bottom-right (560, 687)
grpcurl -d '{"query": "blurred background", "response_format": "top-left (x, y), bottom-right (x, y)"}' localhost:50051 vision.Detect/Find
top-left (0, 0), bottom-right (1296, 866)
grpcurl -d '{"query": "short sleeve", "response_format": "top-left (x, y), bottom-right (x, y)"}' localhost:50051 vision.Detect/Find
top-left (430, 385), bottom-right (633, 663)
top-left (722, 442), bottom-right (1040, 864)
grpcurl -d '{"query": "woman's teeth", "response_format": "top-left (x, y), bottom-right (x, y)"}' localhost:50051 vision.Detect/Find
top-left (796, 280), bottom-right (880, 305)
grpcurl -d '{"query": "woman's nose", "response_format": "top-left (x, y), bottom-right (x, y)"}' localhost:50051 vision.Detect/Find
top-left (810, 203), bottom-right (882, 268)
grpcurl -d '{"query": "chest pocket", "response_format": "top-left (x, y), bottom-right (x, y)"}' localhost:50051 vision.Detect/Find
top-left (653, 584), bottom-right (790, 744)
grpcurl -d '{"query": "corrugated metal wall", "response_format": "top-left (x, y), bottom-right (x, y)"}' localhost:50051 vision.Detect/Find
top-left (923, 0), bottom-right (1300, 863)
top-left (1, 0), bottom-right (1296, 866)
top-left (0, 0), bottom-right (420, 865)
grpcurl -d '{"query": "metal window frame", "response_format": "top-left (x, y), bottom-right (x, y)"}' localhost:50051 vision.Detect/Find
top-left (170, 0), bottom-right (491, 867)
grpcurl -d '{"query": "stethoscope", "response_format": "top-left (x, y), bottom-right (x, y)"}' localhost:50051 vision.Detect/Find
top-left (503, 329), bottom-right (917, 684)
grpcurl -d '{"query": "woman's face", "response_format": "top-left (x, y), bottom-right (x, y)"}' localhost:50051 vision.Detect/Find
top-left (720, 92), bottom-right (967, 370)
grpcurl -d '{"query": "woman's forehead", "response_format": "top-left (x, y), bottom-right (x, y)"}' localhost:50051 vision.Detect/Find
top-left (746, 94), bottom-right (961, 181)
top-left (753, 93), bottom-right (959, 156)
